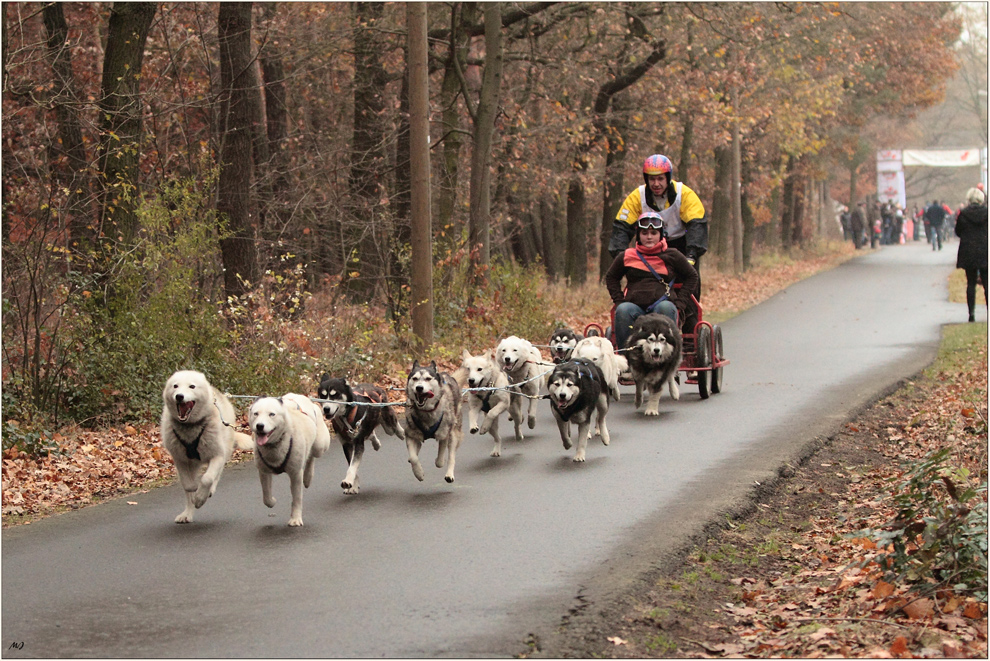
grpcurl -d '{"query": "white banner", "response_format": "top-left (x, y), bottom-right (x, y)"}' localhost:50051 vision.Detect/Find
top-left (902, 149), bottom-right (981, 167)
top-left (876, 149), bottom-right (903, 172)
top-left (877, 169), bottom-right (906, 208)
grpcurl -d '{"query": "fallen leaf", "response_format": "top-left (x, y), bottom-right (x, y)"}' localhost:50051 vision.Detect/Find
top-left (607, 636), bottom-right (626, 646)
top-left (126, 501), bottom-right (138, 505)
top-left (963, 602), bottom-right (985, 619)
top-left (903, 598), bottom-right (933, 620)
top-left (942, 639), bottom-right (963, 656)
top-left (873, 580), bottom-right (895, 600)
top-left (125, 425), bottom-right (138, 436)
top-left (889, 636), bottom-right (911, 658)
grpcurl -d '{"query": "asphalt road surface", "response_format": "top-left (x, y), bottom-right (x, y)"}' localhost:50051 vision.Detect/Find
top-left (2, 242), bottom-right (971, 658)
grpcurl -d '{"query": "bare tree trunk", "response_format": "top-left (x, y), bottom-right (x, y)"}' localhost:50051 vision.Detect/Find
top-left (566, 172), bottom-right (588, 285)
top-left (96, 1), bottom-right (156, 245)
top-left (217, 2), bottom-right (260, 297)
top-left (710, 145), bottom-right (732, 261)
top-left (348, 1), bottom-right (390, 297)
top-left (43, 2), bottom-right (93, 246)
top-left (407, 2), bottom-right (432, 348)
top-left (780, 155), bottom-right (795, 249)
top-left (599, 94), bottom-right (629, 280)
top-left (541, 195), bottom-right (564, 282)
top-left (468, 2), bottom-right (503, 280)
top-left (731, 121), bottom-right (743, 274)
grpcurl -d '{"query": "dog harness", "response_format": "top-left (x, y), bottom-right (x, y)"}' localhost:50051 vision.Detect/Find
top-left (412, 413), bottom-right (444, 439)
top-left (479, 391), bottom-right (494, 414)
top-left (552, 361), bottom-right (599, 422)
top-left (258, 437), bottom-right (293, 474)
top-left (172, 426), bottom-right (205, 461)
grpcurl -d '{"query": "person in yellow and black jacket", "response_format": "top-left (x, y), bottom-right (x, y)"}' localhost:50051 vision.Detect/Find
top-left (605, 211), bottom-right (699, 351)
top-left (608, 154), bottom-right (708, 269)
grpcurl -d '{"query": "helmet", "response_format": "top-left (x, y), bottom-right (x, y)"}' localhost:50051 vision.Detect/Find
top-left (642, 154), bottom-right (673, 177)
top-left (636, 211), bottom-right (665, 231)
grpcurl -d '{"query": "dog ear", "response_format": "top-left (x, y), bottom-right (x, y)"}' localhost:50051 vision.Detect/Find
top-left (430, 360), bottom-right (437, 371)
top-left (462, 349), bottom-right (472, 361)
top-left (320, 372), bottom-right (329, 381)
top-left (412, 360), bottom-right (420, 371)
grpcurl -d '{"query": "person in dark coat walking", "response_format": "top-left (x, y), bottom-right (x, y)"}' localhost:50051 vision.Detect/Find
top-left (955, 187), bottom-right (988, 322)
top-left (850, 202), bottom-right (866, 249)
top-left (925, 200), bottom-right (948, 251)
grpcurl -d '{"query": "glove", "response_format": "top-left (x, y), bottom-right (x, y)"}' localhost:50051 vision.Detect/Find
top-left (687, 257), bottom-right (696, 266)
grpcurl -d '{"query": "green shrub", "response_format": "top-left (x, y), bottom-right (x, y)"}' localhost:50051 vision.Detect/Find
top-left (857, 448), bottom-right (988, 601)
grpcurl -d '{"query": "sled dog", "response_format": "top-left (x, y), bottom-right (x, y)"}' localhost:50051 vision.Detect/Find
top-left (249, 393), bottom-right (331, 526)
top-left (546, 358), bottom-right (611, 462)
top-left (161, 370), bottom-right (253, 523)
top-left (457, 349), bottom-right (511, 457)
top-left (548, 327), bottom-right (582, 364)
top-left (624, 313), bottom-right (683, 416)
top-left (404, 361), bottom-right (464, 483)
top-left (494, 335), bottom-right (546, 441)
top-left (318, 374), bottom-right (404, 494)
top-left (572, 335), bottom-right (628, 402)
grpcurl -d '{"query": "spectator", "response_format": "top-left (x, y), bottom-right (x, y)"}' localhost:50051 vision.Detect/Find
top-left (925, 200), bottom-right (947, 251)
top-left (955, 187), bottom-right (988, 323)
top-left (850, 202), bottom-right (866, 249)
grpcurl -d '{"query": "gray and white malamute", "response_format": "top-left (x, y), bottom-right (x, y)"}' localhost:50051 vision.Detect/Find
top-left (546, 358), bottom-right (611, 462)
top-left (318, 374), bottom-right (404, 494)
top-left (494, 335), bottom-right (546, 441)
top-left (161, 370), bottom-right (254, 524)
top-left (249, 394), bottom-right (332, 526)
top-left (624, 313), bottom-right (683, 416)
top-left (404, 361), bottom-right (464, 483)
top-left (548, 327), bottom-right (582, 364)
top-left (457, 349), bottom-right (511, 457)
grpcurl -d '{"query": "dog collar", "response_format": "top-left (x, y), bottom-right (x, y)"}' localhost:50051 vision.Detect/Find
top-left (258, 437), bottom-right (293, 474)
top-left (173, 425), bottom-right (205, 461)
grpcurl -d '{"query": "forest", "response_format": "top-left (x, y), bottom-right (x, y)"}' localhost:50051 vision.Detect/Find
top-left (0, 2), bottom-right (972, 446)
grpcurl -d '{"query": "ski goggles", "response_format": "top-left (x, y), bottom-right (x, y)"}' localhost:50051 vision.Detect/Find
top-left (636, 214), bottom-right (664, 230)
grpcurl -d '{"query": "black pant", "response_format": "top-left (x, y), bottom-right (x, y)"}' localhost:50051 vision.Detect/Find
top-left (965, 267), bottom-right (988, 319)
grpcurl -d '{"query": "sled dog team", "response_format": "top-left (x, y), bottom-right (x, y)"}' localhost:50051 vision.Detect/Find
top-left (161, 315), bottom-right (682, 526)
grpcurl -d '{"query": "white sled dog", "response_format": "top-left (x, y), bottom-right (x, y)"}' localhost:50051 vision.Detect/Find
top-left (249, 393), bottom-right (332, 526)
top-left (457, 349), bottom-right (511, 457)
top-left (572, 335), bottom-right (628, 402)
top-left (161, 370), bottom-right (253, 524)
top-left (494, 335), bottom-right (546, 441)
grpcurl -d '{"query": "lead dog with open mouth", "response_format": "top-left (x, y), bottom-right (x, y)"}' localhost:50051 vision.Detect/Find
top-left (249, 393), bottom-right (331, 526)
top-left (546, 358), bottom-right (611, 462)
top-left (161, 370), bottom-right (253, 524)
top-left (404, 361), bottom-right (464, 483)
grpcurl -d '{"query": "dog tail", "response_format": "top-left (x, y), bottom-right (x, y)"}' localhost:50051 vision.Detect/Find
top-left (232, 431), bottom-right (254, 451)
top-left (615, 354), bottom-right (629, 373)
top-left (451, 365), bottom-right (469, 392)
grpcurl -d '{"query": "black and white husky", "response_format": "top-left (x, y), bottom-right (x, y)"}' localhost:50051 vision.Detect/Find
top-left (624, 313), bottom-right (683, 416)
top-left (404, 361), bottom-right (464, 483)
top-left (318, 374), bottom-right (405, 494)
top-left (548, 327), bottom-right (582, 364)
top-left (546, 358), bottom-right (611, 462)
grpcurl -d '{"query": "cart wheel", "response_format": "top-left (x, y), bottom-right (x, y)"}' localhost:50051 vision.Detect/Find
top-left (696, 325), bottom-right (711, 400)
top-left (711, 324), bottom-right (724, 394)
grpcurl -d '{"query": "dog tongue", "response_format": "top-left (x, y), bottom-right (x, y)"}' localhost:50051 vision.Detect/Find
top-left (178, 401), bottom-right (195, 418)
top-left (256, 433), bottom-right (269, 446)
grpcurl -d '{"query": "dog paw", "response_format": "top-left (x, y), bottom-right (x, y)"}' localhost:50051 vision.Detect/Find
top-left (343, 485), bottom-right (359, 495)
top-left (174, 512), bottom-right (193, 524)
top-left (527, 415), bottom-right (536, 429)
top-left (193, 490), bottom-right (210, 509)
top-left (341, 479), bottom-right (353, 490)
top-left (287, 517), bottom-right (304, 527)
top-left (562, 439), bottom-right (572, 450)
top-left (372, 438), bottom-right (382, 451)
top-left (669, 382), bottom-right (680, 400)
top-left (490, 447), bottom-right (501, 457)
top-left (572, 453), bottom-right (586, 462)
top-left (445, 475), bottom-right (454, 483)
top-left (470, 426), bottom-right (479, 434)
top-left (410, 461), bottom-right (425, 482)
top-left (264, 496), bottom-right (277, 508)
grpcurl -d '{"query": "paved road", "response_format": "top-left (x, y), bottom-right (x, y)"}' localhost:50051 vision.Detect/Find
top-left (2, 242), bottom-right (969, 658)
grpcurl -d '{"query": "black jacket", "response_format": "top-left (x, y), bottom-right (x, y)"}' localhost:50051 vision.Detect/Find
top-left (955, 203), bottom-right (988, 270)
